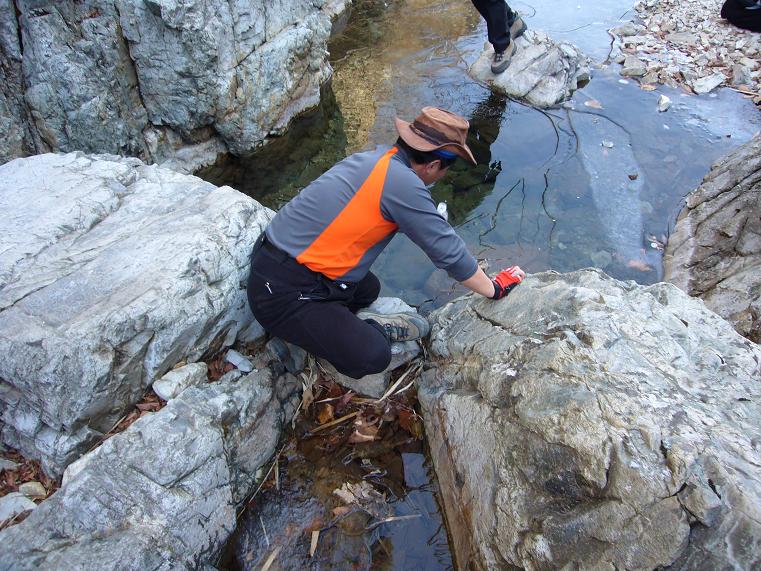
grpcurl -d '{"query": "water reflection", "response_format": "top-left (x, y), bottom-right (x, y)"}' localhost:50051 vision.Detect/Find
top-left (197, 0), bottom-right (761, 304)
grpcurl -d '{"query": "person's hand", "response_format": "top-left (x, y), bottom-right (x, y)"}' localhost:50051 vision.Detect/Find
top-left (491, 266), bottom-right (525, 300)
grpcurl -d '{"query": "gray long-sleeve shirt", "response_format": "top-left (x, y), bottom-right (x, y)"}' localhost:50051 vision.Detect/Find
top-left (266, 145), bottom-right (478, 283)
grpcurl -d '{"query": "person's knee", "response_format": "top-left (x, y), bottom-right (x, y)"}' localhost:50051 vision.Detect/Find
top-left (336, 340), bottom-right (391, 379)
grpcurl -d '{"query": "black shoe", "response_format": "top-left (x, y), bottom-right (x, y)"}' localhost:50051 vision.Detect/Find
top-left (491, 42), bottom-right (516, 74)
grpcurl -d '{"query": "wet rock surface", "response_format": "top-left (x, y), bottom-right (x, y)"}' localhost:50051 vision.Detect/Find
top-left (609, 0), bottom-right (761, 101)
top-left (664, 133), bottom-right (761, 343)
top-left (0, 0), bottom-right (348, 170)
top-left (0, 152), bottom-right (271, 475)
top-left (0, 368), bottom-right (299, 570)
top-left (419, 269), bottom-right (761, 570)
top-left (469, 30), bottom-right (590, 107)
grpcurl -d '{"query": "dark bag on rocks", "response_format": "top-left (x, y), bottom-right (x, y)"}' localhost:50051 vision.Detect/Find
top-left (721, 0), bottom-right (761, 32)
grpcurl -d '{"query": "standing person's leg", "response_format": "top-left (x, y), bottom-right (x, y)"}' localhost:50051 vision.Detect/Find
top-left (471, 0), bottom-right (511, 53)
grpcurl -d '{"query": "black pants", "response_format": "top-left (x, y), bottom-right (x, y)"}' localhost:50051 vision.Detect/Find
top-left (471, 0), bottom-right (516, 53)
top-left (721, 0), bottom-right (761, 32)
top-left (247, 240), bottom-right (391, 379)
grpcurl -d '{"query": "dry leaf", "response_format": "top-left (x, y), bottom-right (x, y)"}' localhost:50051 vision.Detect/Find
top-left (640, 83), bottom-right (658, 91)
top-left (316, 403), bottom-right (335, 425)
top-left (584, 99), bottom-right (603, 109)
top-left (627, 259), bottom-right (653, 272)
top-left (332, 505), bottom-right (353, 517)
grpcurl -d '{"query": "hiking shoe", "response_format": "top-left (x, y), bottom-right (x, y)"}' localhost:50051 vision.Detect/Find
top-left (491, 41), bottom-right (516, 74)
top-left (510, 15), bottom-right (527, 40)
top-left (357, 311), bottom-right (431, 342)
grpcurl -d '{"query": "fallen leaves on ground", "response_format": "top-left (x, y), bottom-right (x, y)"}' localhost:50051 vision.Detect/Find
top-left (206, 352), bottom-right (236, 381)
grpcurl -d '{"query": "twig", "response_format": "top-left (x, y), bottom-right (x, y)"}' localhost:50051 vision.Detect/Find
top-left (260, 514), bottom-right (270, 548)
top-left (375, 361), bottom-right (420, 402)
top-left (260, 545), bottom-right (282, 571)
top-left (365, 514), bottom-right (422, 532)
top-left (308, 411), bottom-right (359, 434)
top-left (729, 87), bottom-right (759, 97)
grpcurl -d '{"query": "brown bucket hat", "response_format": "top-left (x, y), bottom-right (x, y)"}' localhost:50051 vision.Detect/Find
top-left (394, 107), bottom-right (477, 165)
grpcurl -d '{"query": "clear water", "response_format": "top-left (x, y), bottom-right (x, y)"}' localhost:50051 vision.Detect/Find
top-left (202, 2), bottom-right (760, 566)
top-left (198, 0), bottom-right (761, 311)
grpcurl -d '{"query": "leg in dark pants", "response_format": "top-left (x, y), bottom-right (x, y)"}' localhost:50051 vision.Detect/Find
top-left (471, 0), bottom-right (514, 52)
top-left (247, 246), bottom-right (391, 379)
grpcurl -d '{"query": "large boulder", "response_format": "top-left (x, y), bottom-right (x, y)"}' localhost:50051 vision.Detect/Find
top-left (664, 133), bottom-right (761, 344)
top-left (0, 152), bottom-right (272, 475)
top-left (419, 269), bottom-right (761, 570)
top-left (0, 0), bottom-right (347, 170)
top-left (469, 30), bottom-right (590, 107)
top-left (0, 368), bottom-right (300, 570)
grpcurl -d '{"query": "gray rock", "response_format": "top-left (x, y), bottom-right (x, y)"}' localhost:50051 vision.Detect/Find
top-left (0, 492), bottom-right (37, 521)
top-left (469, 31), bottom-right (590, 108)
top-left (0, 369), bottom-right (287, 570)
top-left (621, 55), bottom-right (647, 77)
top-left (0, 0), bottom-right (36, 163)
top-left (420, 269), bottom-right (761, 570)
top-left (0, 458), bottom-right (18, 471)
top-left (692, 72), bottom-right (726, 94)
top-left (152, 363), bottom-right (209, 401)
top-left (0, 153), bottom-right (273, 475)
top-left (0, 1), bottom-right (348, 169)
top-left (609, 22), bottom-right (644, 37)
top-left (657, 94), bottom-right (671, 112)
top-left (731, 64), bottom-right (753, 87)
top-left (237, 319), bottom-right (266, 344)
top-left (664, 134), bottom-right (761, 343)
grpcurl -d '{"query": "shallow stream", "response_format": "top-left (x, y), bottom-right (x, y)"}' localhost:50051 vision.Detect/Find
top-left (201, 0), bottom-right (761, 568)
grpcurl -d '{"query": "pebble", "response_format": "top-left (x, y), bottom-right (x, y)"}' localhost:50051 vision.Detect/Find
top-left (658, 94), bottom-right (672, 112)
top-left (224, 350), bottom-right (254, 373)
top-left (609, 0), bottom-right (761, 101)
top-left (18, 481), bottom-right (47, 499)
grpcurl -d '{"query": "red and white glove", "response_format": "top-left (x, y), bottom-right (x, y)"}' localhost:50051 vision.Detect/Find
top-left (491, 266), bottom-right (525, 300)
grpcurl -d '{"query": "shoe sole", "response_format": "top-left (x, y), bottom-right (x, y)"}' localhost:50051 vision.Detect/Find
top-left (510, 19), bottom-right (527, 40)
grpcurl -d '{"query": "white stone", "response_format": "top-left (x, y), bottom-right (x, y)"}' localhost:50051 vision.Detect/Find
top-left (621, 55), bottom-right (647, 77)
top-left (0, 492), bottom-right (36, 521)
top-left (18, 481), bottom-right (46, 499)
top-left (658, 94), bottom-right (672, 112)
top-left (692, 73), bottom-right (726, 94)
top-left (469, 32), bottom-right (590, 107)
top-left (225, 350), bottom-right (254, 373)
top-left (0, 153), bottom-right (273, 475)
top-left (152, 363), bottom-right (209, 401)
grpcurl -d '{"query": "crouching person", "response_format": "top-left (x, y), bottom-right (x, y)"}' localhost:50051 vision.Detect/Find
top-left (247, 107), bottom-right (525, 379)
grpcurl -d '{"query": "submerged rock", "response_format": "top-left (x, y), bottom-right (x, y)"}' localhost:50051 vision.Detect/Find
top-left (420, 269), bottom-right (761, 570)
top-left (469, 31), bottom-right (590, 107)
top-left (0, 368), bottom-right (300, 570)
top-left (0, 153), bottom-right (272, 475)
top-left (665, 133), bottom-right (761, 343)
